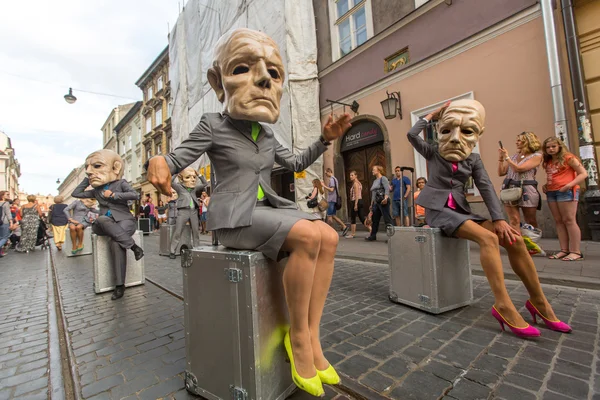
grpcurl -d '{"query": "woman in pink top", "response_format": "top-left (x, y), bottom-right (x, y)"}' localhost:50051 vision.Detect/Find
top-left (346, 170), bottom-right (370, 238)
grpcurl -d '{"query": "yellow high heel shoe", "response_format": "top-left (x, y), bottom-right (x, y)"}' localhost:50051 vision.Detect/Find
top-left (316, 364), bottom-right (341, 385)
top-left (284, 332), bottom-right (325, 397)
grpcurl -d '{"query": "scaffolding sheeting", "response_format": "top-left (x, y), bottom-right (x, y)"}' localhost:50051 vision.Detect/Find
top-left (168, 0), bottom-right (322, 210)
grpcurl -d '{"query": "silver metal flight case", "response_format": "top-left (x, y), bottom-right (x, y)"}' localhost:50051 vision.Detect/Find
top-left (92, 230), bottom-right (145, 294)
top-left (159, 224), bottom-right (192, 256)
top-left (181, 245), bottom-right (295, 400)
top-left (387, 226), bottom-right (472, 314)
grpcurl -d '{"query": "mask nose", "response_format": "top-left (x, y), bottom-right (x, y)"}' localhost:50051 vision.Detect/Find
top-left (449, 127), bottom-right (461, 144)
top-left (255, 61), bottom-right (272, 89)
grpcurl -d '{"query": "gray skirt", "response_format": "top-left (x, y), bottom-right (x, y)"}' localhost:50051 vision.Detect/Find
top-left (216, 201), bottom-right (321, 261)
top-left (425, 206), bottom-right (487, 237)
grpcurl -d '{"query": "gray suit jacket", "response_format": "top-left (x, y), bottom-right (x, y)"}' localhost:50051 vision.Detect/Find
top-left (163, 112), bottom-right (328, 230)
top-left (72, 178), bottom-right (139, 222)
top-left (407, 118), bottom-right (504, 221)
top-left (172, 174), bottom-right (208, 209)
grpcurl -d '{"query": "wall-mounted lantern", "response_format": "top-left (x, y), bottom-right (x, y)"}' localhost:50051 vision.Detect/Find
top-left (380, 91), bottom-right (402, 120)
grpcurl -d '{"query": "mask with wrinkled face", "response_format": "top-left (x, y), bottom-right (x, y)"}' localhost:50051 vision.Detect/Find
top-left (437, 99), bottom-right (486, 162)
top-left (208, 28), bottom-right (285, 124)
top-left (178, 168), bottom-right (197, 189)
top-left (84, 150), bottom-right (124, 188)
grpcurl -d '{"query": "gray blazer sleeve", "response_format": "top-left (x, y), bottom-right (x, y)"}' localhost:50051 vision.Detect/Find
top-left (274, 139), bottom-right (328, 173)
top-left (111, 181), bottom-right (140, 201)
top-left (72, 178), bottom-right (95, 199)
top-left (382, 176), bottom-right (391, 197)
top-left (196, 175), bottom-right (208, 192)
top-left (472, 155), bottom-right (504, 221)
top-left (407, 119), bottom-right (435, 160)
top-left (164, 115), bottom-right (213, 175)
top-left (64, 201), bottom-right (76, 221)
top-left (171, 175), bottom-right (184, 194)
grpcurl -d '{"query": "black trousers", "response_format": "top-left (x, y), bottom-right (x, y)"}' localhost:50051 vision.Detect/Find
top-left (350, 199), bottom-right (366, 225)
top-left (369, 202), bottom-right (394, 238)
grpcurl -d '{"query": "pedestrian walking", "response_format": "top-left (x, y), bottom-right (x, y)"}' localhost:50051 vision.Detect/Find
top-left (48, 196), bottom-right (68, 251)
top-left (346, 170), bottom-right (369, 238)
top-left (156, 200), bottom-right (168, 225)
top-left (390, 166), bottom-right (411, 227)
top-left (0, 191), bottom-right (16, 257)
top-left (306, 179), bottom-right (327, 220)
top-left (365, 165), bottom-right (394, 241)
top-left (542, 137), bottom-right (588, 261)
top-left (16, 195), bottom-right (43, 253)
top-left (498, 132), bottom-right (543, 230)
top-left (323, 168), bottom-right (349, 236)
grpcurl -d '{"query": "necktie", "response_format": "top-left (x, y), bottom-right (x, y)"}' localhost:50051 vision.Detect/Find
top-left (447, 162), bottom-right (458, 210)
top-left (104, 184), bottom-right (112, 217)
top-left (251, 122), bottom-right (265, 201)
top-left (188, 187), bottom-right (194, 208)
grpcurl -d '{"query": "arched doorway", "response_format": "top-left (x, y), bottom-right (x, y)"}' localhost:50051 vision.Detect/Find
top-left (341, 120), bottom-right (386, 219)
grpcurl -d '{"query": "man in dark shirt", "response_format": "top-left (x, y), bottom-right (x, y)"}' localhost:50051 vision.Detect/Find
top-left (390, 166), bottom-right (411, 227)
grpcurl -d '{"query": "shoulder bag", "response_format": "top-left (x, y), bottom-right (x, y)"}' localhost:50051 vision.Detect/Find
top-left (374, 178), bottom-right (386, 204)
top-left (333, 178), bottom-right (342, 210)
top-left (499, 175), bottom-right (523, 203)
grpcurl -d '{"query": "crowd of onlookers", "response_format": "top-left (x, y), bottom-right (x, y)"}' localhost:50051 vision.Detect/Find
top-left (137, 190), bottom-right (211, 234)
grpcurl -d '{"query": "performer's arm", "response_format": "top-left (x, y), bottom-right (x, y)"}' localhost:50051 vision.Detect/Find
top-left (63, 201), bottom-right (75, 221)
top-left (110, 181), bottom-right (140, 201)
top-left (72, 178), bottom-right (95, 199)
top-left (196, 175), bottom-right (208, 191)
top-left (407, 118), bottom-right (435, 160)
top-left (163, 115), bottom-right (213, 175)
top-left (472, 155), bottom-right (505, 221)
top-left (274, 138), bottom-right (328, 173)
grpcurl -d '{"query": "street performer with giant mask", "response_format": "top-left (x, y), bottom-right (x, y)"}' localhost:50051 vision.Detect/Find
top-left (408, 100), bottom-right (572, 338)
top-left (169, 167), bottom-right (207, 259)
top-left (146, 28), bottom-right (351, 397)
top-left (72, 149), bottom-right (144, 300)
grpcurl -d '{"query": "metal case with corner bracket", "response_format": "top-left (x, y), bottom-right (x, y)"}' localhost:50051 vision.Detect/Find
top-left (388, 226), bottom-right (472, 314)
top-left (181, 245), bottom-right (294, 400)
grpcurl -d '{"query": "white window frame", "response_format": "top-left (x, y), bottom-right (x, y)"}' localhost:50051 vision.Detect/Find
top-left (415, 0), bottom-right (429, 8)
top-left (156, 142), bottom-right (162, 155)
top-left (157, 75), bottom-right (163, 91)
top-left (155, 107), bottom-right (163, 127)
top-left (128, 135), bottom-right (132, 150)
top-left (145, 117), bottom-right (152, 135)
top-left (410, 92), bottom-right (481, 197)
top-left (147, 86), bottom-right (153, 101)
top-left (328, 0), bottom-right (374, 62)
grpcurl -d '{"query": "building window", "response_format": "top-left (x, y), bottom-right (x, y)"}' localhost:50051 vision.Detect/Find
top-left (155, 108), bottom-right (162, 127)
top-left (168, 101), bottom-right (173, 118)
top-left (157, 75), bottom-right (163, 91)
top-left (145, 146), bottom-right (152, 162)
top-left (147, 86), bottom-right (153, 101)
top-left (128, 136), bottom-right (132, 150)
top-left (121, 140), bottom-right (126, 153)
top-left (145, 117), bottom-right (152, 134)
top-left (127, 164), bottom-right (132, 181)
top-left (330, 0), bottom-right (373, 60)
top-left (156, 142), bottom-right (162, 155)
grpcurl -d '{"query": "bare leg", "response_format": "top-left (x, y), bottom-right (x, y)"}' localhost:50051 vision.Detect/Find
top-left (69, 224), bottom-right (78, 251)
top-left (557, 201), bottom-right (582, 255)
top-left (548, 202), bottom-right (569, 253)
top-left (309, 221), bottom-right (338, 370)
top-left (350, 223), bottom-right (356, 236)
top-left (332, 215), bottom-right (347, 230)
top-left (480, 221), bottom-right (557, 320)
top-left (394, 216), bottom-right (401, 227)
top-left (456, 221), bottom-right (527, 327)
top-left (76, 225), bottom-right (84, 248)
top-left (504, 205), bottom-right (521, 231)
top-left (281, 220), bottom-right (321, 378)
top-left (521, 207), bottom-right (538, 228)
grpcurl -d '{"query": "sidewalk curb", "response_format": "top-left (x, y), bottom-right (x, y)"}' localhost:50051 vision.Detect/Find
top-left (335, 255), bottom-right (600, 290)
top-left (49, 248), bottom-right (82, 400)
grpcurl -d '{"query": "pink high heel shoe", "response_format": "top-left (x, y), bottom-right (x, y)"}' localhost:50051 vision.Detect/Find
top-left (491, 306), bottom-right (540, 338)
top-left (525, 300), bottom-right (572, 333)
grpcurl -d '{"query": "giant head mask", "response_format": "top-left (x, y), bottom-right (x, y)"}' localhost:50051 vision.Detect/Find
top-left (208, 28), bottom-right (285, 124)
top-left (437, 99), bottom-right (486, 162)
top-left (178, 167), bottom-right (198, 189)
top-left (84, 149), bottom-right (124, 188)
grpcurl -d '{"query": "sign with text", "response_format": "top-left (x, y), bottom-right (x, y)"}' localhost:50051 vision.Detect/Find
top-left (340, 121), bottom-right (384, 152)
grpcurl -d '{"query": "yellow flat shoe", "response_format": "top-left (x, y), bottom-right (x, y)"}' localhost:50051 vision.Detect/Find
top-left (316, 364), bottom-right (341, 385)
top-left (284, 332), bottom-right (325, 397)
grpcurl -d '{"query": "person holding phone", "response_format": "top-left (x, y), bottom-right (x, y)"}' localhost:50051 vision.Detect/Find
top-left (498, 132), bottom-right (543, 231)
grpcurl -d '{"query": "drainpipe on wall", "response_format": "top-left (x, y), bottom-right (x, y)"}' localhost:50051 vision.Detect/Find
top-left (540, 0), bottom-right (570, 148)
top-left (561, 0), bottom-right (600, 241)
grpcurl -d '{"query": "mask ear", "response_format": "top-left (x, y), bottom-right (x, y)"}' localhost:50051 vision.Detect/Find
top-left (113, 161), bottom-right (123, 178)
top-left (208, 67), bottom-right (225, 103)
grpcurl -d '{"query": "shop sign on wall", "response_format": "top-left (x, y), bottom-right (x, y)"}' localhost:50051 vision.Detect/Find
top-left (340, 121), bottom-right (384, 152)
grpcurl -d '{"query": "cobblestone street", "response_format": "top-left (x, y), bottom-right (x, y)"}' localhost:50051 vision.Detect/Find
top-left (1, 233), bottom-right (599, 399)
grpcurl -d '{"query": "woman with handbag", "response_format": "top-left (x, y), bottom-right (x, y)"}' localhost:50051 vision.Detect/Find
top-left (365, 165), bottom-right (394, 241)
top-left (323, 168), bottom-right (349, 236)
top-left (49, 196), bottom-right (69, 251)
top-left (542, 137), bottom-right (588, 261)
top-left (498, 132), bottom-right (543, 231)
top-left (306, 179), bottom-right (327, 220)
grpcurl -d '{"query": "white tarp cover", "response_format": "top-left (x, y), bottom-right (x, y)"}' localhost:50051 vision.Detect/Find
top-left (169, 0), bottom-right (322, 210)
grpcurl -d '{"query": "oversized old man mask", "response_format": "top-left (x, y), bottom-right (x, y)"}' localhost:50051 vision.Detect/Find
top-left (178, 167), bottom-right (198, 189)
top-left (437, 99), bottom-right (486, 162)
top-left (84, 149), bottom-right (124, 188)
top-left (207, 28), bottom-right (285, 124)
